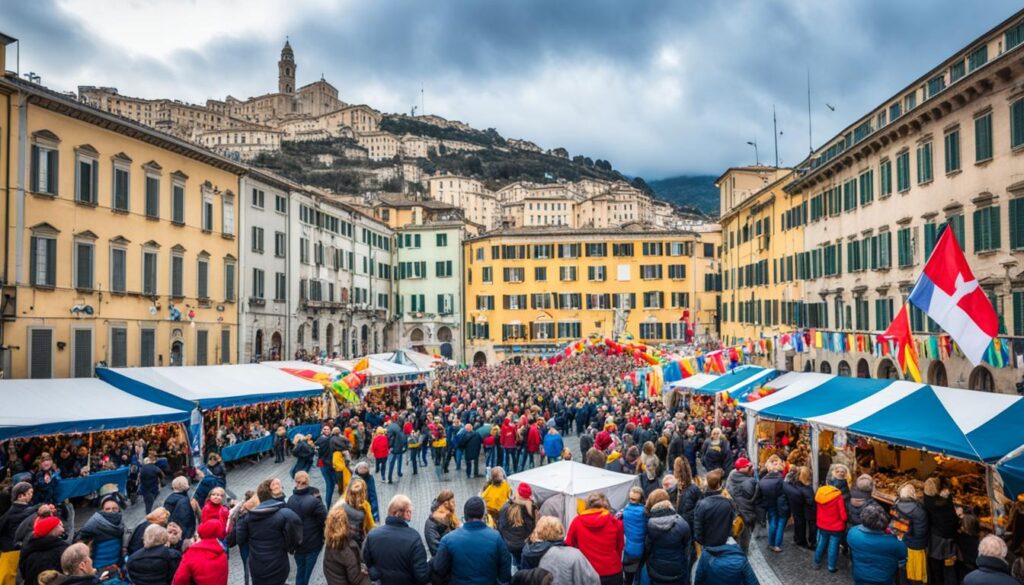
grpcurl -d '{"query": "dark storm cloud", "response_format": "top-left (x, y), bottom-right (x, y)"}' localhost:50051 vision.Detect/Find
top-left (4, 0), bottom-right (1023, 178)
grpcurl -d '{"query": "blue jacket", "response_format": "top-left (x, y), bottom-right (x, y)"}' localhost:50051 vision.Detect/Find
top-left (430, 521), bottom-right (511, 585)
top-left (543, 432), bottom-right (564, 458)
top-left (847, 525), bottom-right (907, 585)
top-left (693, 542), bottom-right (758, 585)
top-left (620, 502), bottom-right (647, 560)
top-left (756, 471), bottom-right (788, 515)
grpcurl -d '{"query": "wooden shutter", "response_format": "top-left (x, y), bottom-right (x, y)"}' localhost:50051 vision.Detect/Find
top-left (73, 329), bottom-right (92, 377)
top-left (111, 249), bottom-right (126, 292)
top-left (29, 329), bottom-right (52, 379)
top-left (196, 330), bottom-right (208, 365)
top-left (30, 146), bottom-right (39, 192)
top-left (221, 329), bottom-right (231, 364)
top-left (48, 150), bottom-right (58, 194)
top-left (111, 327), bottom-right (127, 367)
top-left (140, 329), bottom-right (155, 367)
top-left (76, 244), bottom-right (92, 289)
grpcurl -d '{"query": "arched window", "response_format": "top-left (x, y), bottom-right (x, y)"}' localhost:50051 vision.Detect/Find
top-left (857, 358), bottom-right (871, 379)
top-left (969, 366), bottom-right (995, 391)
top-left (838, 360), bottom-right (851, 377)
top-left (820, 361), bottom-right (832, 374)
top-left (928, 361), bottom-right (948, 386)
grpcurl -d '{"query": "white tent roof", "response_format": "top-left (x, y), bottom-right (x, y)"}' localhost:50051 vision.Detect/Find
top-left (0, 378), bottom-right (189, 440)
top-left (666, 373), bottom-right (718, 391)
top-left (330, 357), bottom-right (420, 377)
top-left (97, 364), bottom-right (324, 410)
top-left (262, 361), bottom-right (341, 376)
top-left (509, 461), bottom-right (637, 524)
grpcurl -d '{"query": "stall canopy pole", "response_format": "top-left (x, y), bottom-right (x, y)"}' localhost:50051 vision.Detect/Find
top-left (811, 425), bottom-right (821, 488)
top-left (747, 411), bottom-right (758, 470)
top-left (714, 393), bottom-right (720, 427)
top-left (985, 466), bottom-right (1004, 536)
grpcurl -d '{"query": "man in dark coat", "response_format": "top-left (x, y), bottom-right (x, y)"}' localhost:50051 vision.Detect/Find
top-left (286, 472), bottom-right (328, 585)
top-left (963, 534), bottom-right (1018, 585)
top-left (236, 478), bottom-right (302, 585)
top-left (18, 515), bottom-right (69, 585)
top-left (462, 424), bottom-right (483, 479)
top-left (192, 453), bottom-right (227, 509)
top-left (363, 495), bottom-right (430, 585)
top-left (162, 476), bottom-right (196, 540)
top-left (314, 425), bottom-right (337, 506)
top-left (138, 457), bottom-right (164, 514)
top-left (0, 482), bottom-right (37, 552)
top-left (386, 417), bottom-right (408, 484)
top-left (693, 469), bottom-right (735, 549)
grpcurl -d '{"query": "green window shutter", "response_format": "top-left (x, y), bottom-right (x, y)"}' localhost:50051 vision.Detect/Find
top-left (990, 206), bottom-right (1002, 251)
top-left (1012, 99), bottom-right (1024, 149)
top-left (1011, 198), bottom-right (1024, 250)
top-left (976, 114), bottom-right (993, 162)
top-left (1014, 291), bottom-right (1024, 336)
top-left (973, 210), bottom-right (983, 252)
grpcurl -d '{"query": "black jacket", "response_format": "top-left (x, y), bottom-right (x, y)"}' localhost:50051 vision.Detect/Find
top-left (924, 494), bottom-right (959, 539)
top-left (125, 545), bottom-right (182, 585)
top-left (783, 477), bottom-right (815, 521)
top-left (236, 499), bottom-right (302, 585)
top-left (756, 471), bottom-right (786, 514)
top-left (667, 435), bottom-right (685, 469)
top-left (127, 519), bottom-right (158, 555)
top-left (644, 507), bottom-right (691, 584)
top-left (497, 502), bottom-right (535, 555)
top-left (893, 499), bottom-right (929, 550)
top-left (519, 540), bottom-right (561, 570)
top-left (386, 423), bottom-right (407, 454)
top-left (291, 441), bottom-right (315, 465)
top-left (18, 534), bottom-right (68, 585)
top-left (138, 463), bottom-right (163, 495)
top-left (0, 502), bottom-right (37, 551)
top-left (692, 491), bottom-right (734, 548)
top-left (424, 515), bottom-right (453, 557)
top-left (725, 470), bottom-right (758, 524)
top-left (315, 433), bottom-right (333, 464)
top-left (162, 491), bottom-right (196, 539)
top-left (462, 431), bottom-right (483, 460)
top-left (363, 516), bottom-right (430, 585)
top-left (286, 486), bottom-right (327, 554)
top-left (676, 484), bottom-right (702, 530)
top-left (847, 487), bottom-right (875, 527)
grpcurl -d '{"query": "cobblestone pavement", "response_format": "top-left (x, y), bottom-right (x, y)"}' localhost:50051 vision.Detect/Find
top-left (70, 433), bottom-right (840, 585)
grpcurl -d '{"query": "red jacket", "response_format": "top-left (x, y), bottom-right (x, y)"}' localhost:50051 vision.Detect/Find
top-left (371, 434), bottom-right (390, 459)
top-left (172, 524), bottom-right (228, 585)
top-left (526, 424), bottom-right (542, 453)
top-left (814, 485), bottom-right (848, 532)
top-left (200, 501), bottom-right (228, 538)
top-left (500, 421), bottom-right (517, 449)
top-left (566, 508), bottom-right (624, 576)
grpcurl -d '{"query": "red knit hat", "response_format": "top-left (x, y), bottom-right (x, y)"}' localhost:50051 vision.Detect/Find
top-left (517, 483), bottom-right (533, 499)
top-left (33, 516), bottom-right (61, 538)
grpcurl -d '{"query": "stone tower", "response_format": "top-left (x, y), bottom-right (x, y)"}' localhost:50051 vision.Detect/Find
top-left (278, 39), bottom-right (296, 94)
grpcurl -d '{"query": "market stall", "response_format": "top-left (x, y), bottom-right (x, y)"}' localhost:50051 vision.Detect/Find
top-left (97, 364), bottom-right (323, 464)
top-left (690, 365), bottom-right (778, 423)
top-left (663, 373), bottom-right (719, 409)
top-left (739, 372), bottom-right (1024, 532)
top-left (331, 351), bottom-right (432, 410)
top-left (508, 461), bottom-right (637, 526)
top-left (0, 378), bottom-right (190, 515)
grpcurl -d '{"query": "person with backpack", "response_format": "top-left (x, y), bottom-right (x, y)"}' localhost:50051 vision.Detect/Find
top-left (386, 416), bottom-right (408, 484)
top-left (891, 483), bottom-right (929, 585)
top-left (619, 487), bottom-right (647, 585)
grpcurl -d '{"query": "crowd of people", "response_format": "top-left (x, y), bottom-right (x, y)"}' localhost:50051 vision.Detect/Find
top-left (2, 348), bottom-right (1024, 585)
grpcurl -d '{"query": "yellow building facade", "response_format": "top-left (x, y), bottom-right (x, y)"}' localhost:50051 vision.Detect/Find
top-left (462, 226), bottom-right (719, 364)
top-left (0, 67), bottom-right (246, 378)
top-left (718, 168), bottom-right (814, 369)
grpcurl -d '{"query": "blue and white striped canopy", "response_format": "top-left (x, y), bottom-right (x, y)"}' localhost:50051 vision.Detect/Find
top-left (694, 366), bottom-right (778, 398)
top-left (742, 372), bottom-right (1024, 464)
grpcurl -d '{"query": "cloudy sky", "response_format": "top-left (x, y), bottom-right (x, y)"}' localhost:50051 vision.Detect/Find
top-left (6, 0), bottom-right (1022, 179)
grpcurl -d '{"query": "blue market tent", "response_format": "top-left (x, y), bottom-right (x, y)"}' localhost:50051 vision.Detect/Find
top-left (997, 452), bottom-right (1024, 499)
top-left (97, 364), bottom-right (324, 411)
top-left (0, 378), bottom-right (189, 441)
top-left (693, 366), bottom-right (778, 398)
top-left (742, 373), bottom-right (894, 423)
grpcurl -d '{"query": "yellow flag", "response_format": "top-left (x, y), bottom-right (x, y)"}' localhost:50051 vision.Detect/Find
top-left (353, 357), bottom-right (370, 372)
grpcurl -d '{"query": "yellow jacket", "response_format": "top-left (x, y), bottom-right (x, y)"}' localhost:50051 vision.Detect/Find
top-left (481, 481), bottom-right (511, 513)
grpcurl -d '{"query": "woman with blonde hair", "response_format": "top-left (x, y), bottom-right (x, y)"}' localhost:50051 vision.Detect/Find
top-left (892, 482), bottom-right (929, 584)
top-left (784, 466), bottom-right (815, 550)
top-left (481, 466), bottom-right (512, 523)
top-left (340, 478), bottom-right (375, 547)
top-left (498, 482), bottom-right (536, 568)
top-left (322, 506), bottom-right (370, 585)
top-left (700, 427), bottom-right (729, 472)
top-left (520, 516), bottom-right (599, 584)
top-left (290, 433), bottom-right (315, 477)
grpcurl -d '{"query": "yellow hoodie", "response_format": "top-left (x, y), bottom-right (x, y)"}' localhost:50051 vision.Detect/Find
top-left (481, 480), bottom-right (511, 514)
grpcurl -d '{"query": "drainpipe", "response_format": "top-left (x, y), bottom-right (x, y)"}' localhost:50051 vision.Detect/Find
top-left (2, 87), bottom-right (12, 357)
top-left (237, 174), bottom-right (248, 362)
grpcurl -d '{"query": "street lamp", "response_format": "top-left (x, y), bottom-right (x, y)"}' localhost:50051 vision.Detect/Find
top-left (746, 140), bottom-right (759, 166)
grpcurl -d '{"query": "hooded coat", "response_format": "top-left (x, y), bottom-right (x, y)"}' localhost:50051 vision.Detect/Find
top-left (724, 470), bottom-right (758, 525)
top-left (520, 539), bottom-right (561, 571)
top-left (77, 509), bottom-right (125, 569)
top-left (538, 545), bottom-right (601, 585)
top-left (323, 539), bottom-right (371, 585)
top-left (847, 486), bottom-right (875, 527)
top-left (430, 521), bottom-right (512, 585)
top-left (892, 498), bottom-right (929, 550)
top-left (172, 521), bottom-right (228, 585)
top-left (235, 499), bottom-right (302, 585)
top-left (163, 490), bottom-right (197, 539)
top-left (620, 502), bottom-right (647, 560)
top-left (565, 508), bottom-right (624, 577)
top-left (963, 555), bottom-right (1019, 585)
top-left (286, 486), bottom-right (327, 555)
top-left (644, 506), bottom-right (691, 585)
top-left (814, 485), bottom-right (848, 533)
top-left (692, 490), bottom-right (734, 548)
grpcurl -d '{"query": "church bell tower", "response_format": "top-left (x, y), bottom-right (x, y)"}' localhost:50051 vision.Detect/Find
top-left (278, 39), bottom-right (296, 94)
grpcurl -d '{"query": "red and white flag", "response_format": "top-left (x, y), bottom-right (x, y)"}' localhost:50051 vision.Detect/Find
top-left (907, 227), bottom-right (997, 365)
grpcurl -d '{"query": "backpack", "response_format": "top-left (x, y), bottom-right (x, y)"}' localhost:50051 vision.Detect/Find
top-left (889, 505), bottom-right (912, 540)
top-left (720, 489), bottom-right (745, 539)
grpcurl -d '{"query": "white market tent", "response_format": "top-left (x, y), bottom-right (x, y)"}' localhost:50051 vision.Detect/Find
top-left (261, 361), bottom-right (342, 376)
top-left (331, 356), bottom-right (420, 377)
top-left (0, 378), bottom-right (189, 441)
top-left (508, 461), bottom-right (637, 526)
top-left (665, 373), bottom-right (718, 391)
top-left (96, 364), bottom-right (324, 411)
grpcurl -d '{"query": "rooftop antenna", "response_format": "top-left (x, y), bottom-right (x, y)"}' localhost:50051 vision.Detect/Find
top-left (773, 104), bottom-right (779, 168)
top-left (806, 68), bottom-right (813, 153)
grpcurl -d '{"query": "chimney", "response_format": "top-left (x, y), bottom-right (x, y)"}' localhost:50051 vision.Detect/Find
top-left (0, 32), bottom-right (17, 76)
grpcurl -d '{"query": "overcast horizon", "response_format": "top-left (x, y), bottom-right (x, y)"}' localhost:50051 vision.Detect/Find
top-left (5, 0), bottom-right (1022, 179)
